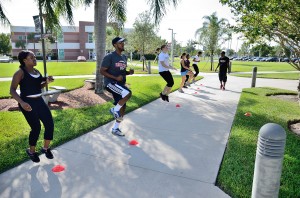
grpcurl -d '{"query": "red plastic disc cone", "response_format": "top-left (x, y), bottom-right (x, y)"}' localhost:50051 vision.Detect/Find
top-left (194, 92), bottom-right (198, 94)
top-left (244, 112), bottom-right (252, 117)
top-left (197, 87), bottom-right (200, 90)
top-left (176, 104), bottom-right (180, 108)
top-left (52, 165), bottom-right (65, 172)
top-left (129, 140), bottom-right (139, 145)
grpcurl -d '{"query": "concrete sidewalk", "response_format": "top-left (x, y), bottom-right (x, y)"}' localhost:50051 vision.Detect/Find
top-left (0, 74), bottom-right (297, 198)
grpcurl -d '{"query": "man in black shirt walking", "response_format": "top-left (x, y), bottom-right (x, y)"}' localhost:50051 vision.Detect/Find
top-left (215, 51), bottom-right (230, 90)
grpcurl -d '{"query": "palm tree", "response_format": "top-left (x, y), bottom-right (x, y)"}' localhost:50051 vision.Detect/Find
top-left (0, 3), bottom-right (10, 25)
top-left (195, 12), bottom-right (229, 71)
top-left (94, 0), bottom-right (179, 93)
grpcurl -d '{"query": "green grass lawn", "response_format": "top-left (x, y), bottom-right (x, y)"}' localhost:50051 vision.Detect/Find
top-left (0, 61), bottom-right (157, 77)
top-left (231, 72), bottom-right (300, 80)
top-left (0, 75), bottom-right (186, 174)
top-left (1, 60), bottom-right (297, 78)
top-left (0, 78), bottom-right (88, 99)
top-left (217, 87), bottom-right (300, 198)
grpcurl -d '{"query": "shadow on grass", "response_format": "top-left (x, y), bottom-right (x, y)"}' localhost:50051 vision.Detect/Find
top-left (216, 88), bottom-right (300, 198)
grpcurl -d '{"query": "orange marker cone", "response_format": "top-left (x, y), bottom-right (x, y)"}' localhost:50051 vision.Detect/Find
top-left (129, 140), bottom-right (139, 145)
top-left (52, 165), bottom-right (65, 172)
top-left (244, 112), bottom-right (252, 117)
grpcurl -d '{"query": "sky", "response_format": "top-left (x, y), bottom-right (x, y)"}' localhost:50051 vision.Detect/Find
top-left (1, 0), bottom-right (242, 50)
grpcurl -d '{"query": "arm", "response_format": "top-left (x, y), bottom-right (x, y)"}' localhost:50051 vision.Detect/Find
top-left (100, 67), bottom-right (123, 82)
top-left (10, 70), bottom-right (32, 111)
top-left (181, 60), bottom-right (191, 70)
top-left (160, 60), bottom-right (175, 70)
top-left (41, 76), bottom-right (54, 88)
top-left (215, 63), bottom-right (220, 72)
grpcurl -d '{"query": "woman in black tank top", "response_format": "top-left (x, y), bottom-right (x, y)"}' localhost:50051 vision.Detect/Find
top-left (10, 50), bottom-right (55, 163)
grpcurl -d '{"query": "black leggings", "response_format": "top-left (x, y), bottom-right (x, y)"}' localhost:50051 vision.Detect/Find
top-left (192, 64), bottom-right (199, 77)
top-left (159, 71), bottom-right (174, 87)
top-left (19, 97), bottom-right (54, 146)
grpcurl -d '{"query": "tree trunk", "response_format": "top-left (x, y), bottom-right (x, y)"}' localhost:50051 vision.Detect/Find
top-left (210, 50), bottom-right (214, 71)
top-left (94, 0), bottom-right (108, 94)
top-left (298, 78), bottom-right (300, 106)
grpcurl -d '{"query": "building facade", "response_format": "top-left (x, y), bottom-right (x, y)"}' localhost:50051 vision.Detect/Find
top-left (10, 21), bottom-right (96, 61)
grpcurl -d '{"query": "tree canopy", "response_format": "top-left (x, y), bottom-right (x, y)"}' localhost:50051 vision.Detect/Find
top-left (220, 0), bottom-right (300, 69)
top-left (0, 33), bottom-right (12, 54)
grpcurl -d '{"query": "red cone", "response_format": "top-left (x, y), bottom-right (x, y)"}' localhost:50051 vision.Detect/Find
top-left (244, 112), bottom-right (252, 117)
top-left (52, 165), bottom-right (65, 172)
top-left (176, 104), bottom-right (180, 108)
top-left (129, 140), bottom-right (139, 146)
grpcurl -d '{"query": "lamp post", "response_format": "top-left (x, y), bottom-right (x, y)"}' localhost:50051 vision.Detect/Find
top-left (173, 32), bottom-right (176, 62)
top-left (168, 28), bottom-right (174, 66)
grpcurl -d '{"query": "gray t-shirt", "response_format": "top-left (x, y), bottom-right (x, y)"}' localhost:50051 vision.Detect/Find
top-left (101, 51), bottom-right (127, 86)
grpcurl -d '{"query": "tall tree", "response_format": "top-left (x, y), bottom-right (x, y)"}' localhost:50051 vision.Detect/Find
top-left (27, 32), bottom-right (38, 54)
top-left (195, 12), bottom-right (229, 70)
top-left (0, 33), bottom-right (12, 55)
top-left (220, 0), bottom-right (300, 70)
top-left (129, 11), bottom-right (158, 70)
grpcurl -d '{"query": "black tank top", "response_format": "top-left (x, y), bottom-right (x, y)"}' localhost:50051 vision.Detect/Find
top-left (19, 67), bottom-right (44, 98)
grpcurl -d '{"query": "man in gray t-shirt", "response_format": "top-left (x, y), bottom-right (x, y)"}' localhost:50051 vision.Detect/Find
top-left (101, 51), bottom-right (127, 86)
top-left (100, 37), bottom-right (134, 137)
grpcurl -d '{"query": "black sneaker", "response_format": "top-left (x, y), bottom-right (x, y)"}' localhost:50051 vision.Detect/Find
top-left (183, 86), bottom-right (188, 88)
top-left (26, 149), bottom-right (40, 163)
top-left (165, 95), bottom-right (169, 102)
top-left (160, 92), bottom-right (166, 101)
top-left (41, 148), bottom-right (54, 159)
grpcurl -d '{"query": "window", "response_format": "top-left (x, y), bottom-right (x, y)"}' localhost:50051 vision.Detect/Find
top-left (88, 33), bottom-right (93, 43)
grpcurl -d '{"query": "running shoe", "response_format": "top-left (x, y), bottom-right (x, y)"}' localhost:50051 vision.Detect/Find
top-left (26, 149), bottom-right (40, 163)
top-left (112, 128), bottom-right (125, 136)
top-left (178, 88), bottom-right (184, 93)
top-left (41, 148), bottom-right (54, 159)
top-left (183, 86), bottom-right (188, 88)
top-left (165, 95), bottom-right (169, 102)
top-left (110, 107), bottom-right (123, 121)
top-left (160, 92), bottom-right (166, 101)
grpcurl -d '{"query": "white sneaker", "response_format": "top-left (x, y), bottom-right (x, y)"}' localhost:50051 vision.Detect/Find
top-left (112, 128), bottom-right (125, 136)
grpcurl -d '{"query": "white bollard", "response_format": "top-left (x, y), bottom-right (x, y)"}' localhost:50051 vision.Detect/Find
top-left (251, 123), bottom-right (286, 198)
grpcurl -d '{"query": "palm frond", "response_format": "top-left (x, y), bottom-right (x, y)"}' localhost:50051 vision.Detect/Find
top-left (147, 0), bottom-right (180, 25)
top-left (0, 3), bottom-right (10, 25)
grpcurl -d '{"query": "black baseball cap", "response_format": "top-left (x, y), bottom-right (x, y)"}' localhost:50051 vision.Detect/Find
top-left (112, 37), bottom-right (125, 45)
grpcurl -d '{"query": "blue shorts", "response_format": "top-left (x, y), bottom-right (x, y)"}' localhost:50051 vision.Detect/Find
top-left (181, 71), bottom-right (188, 76)
top-left (105, 83), bottom-right (131, 105)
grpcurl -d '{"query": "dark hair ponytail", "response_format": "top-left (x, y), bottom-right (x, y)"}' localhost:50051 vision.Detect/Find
top-left (180, 53), bottom-right (186, 59)
top-left (161, 44), bottom-right (167, 50)
top-left (18, 50), bottom-right (31, 68)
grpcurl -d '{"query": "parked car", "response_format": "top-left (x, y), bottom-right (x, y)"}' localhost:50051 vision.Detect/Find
top-left (291, 58), bottom-right (299, 63)
top-left (282, 58), bottom-right (290, 62)
top-left (77, 56), bottom-right (86, 62)
top-left (265, 57), bottom-right (279, 62)
top-left (0, 56), bottom-right (13, 63)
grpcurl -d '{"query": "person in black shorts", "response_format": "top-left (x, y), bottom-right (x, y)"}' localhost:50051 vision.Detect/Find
top-left (215, 51), bottom-right (230, 90)
top-left (158, 44), bottom-right (177, 102)
top-left (100, 37), bottom-right (134, 136)
top-left (191, 51), bottom-right (202, 83)
top-left (10, 50), bottom-right (55, 163)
